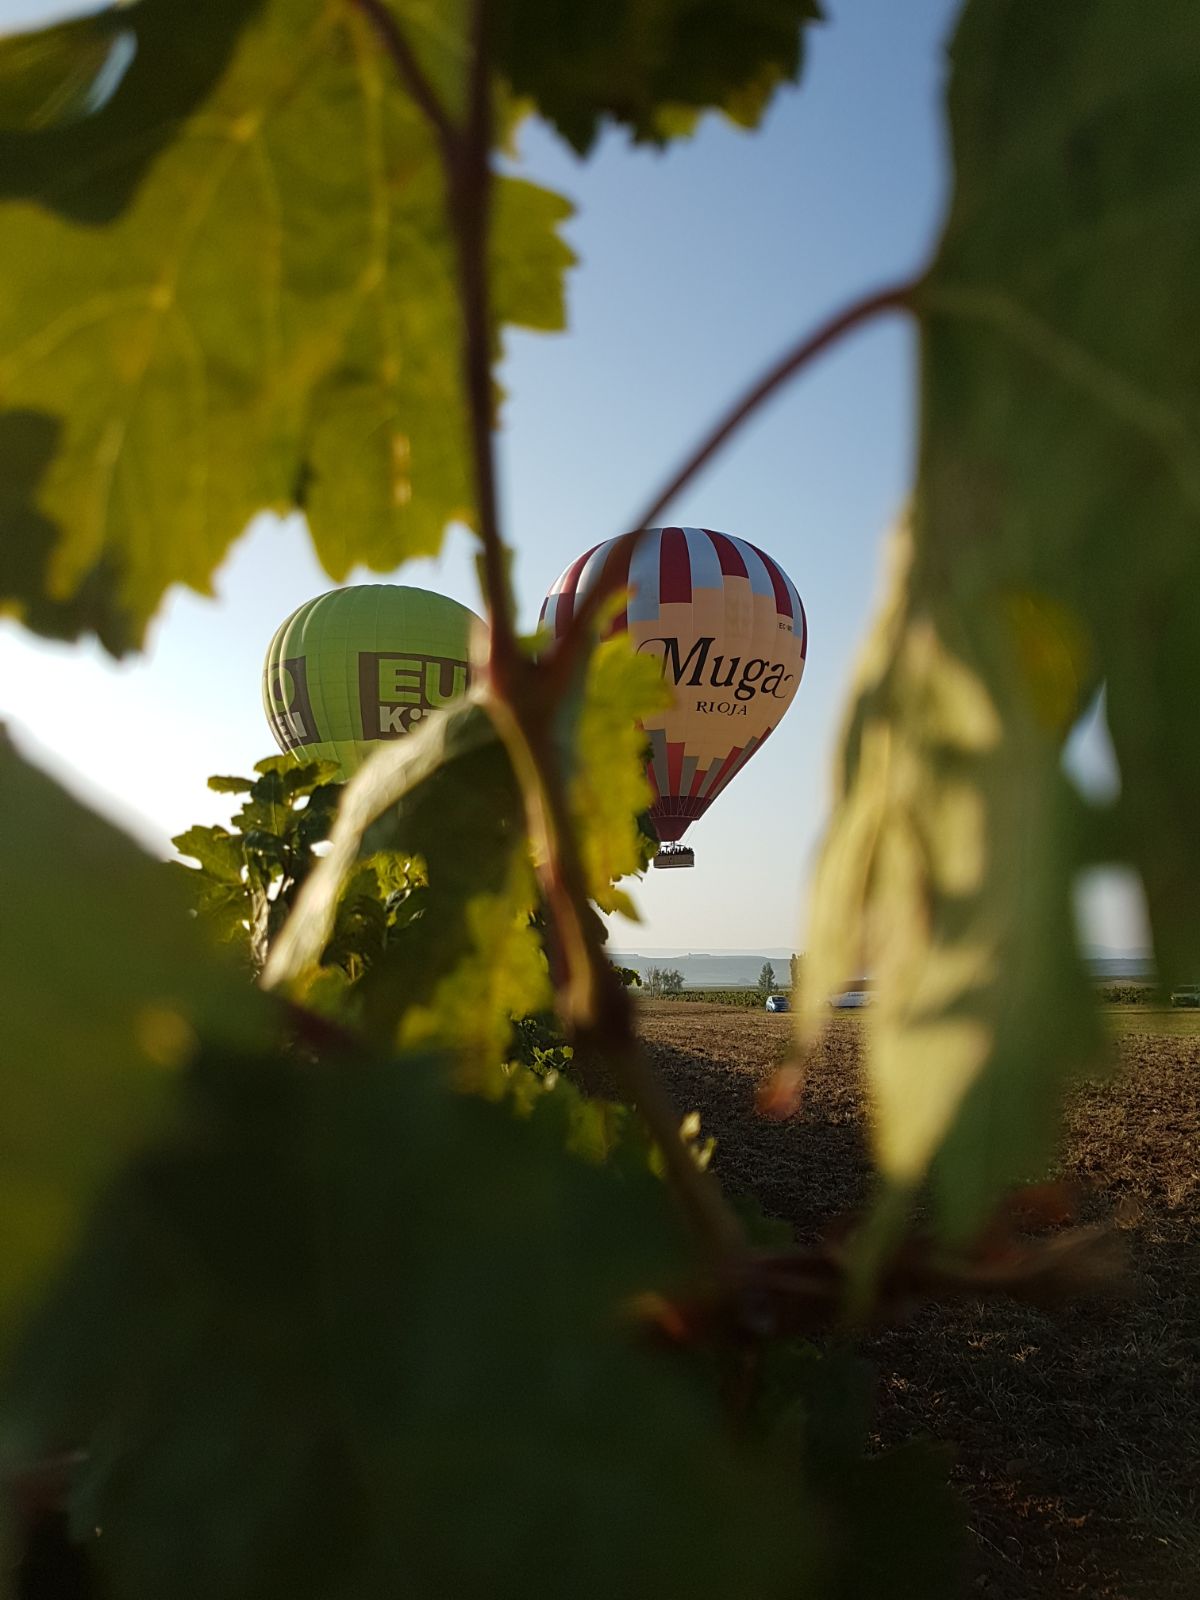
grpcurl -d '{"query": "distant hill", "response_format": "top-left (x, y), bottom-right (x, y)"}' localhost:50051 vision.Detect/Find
top-left (611, 947), bottom-right (1158, 988)
top-left (1085, 955), bottom-right (1156, 980)
top-left (611, 950), bottom-right (795, 988)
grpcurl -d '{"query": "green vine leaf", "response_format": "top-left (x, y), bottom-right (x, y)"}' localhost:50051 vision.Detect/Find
top-left (0, 0), bottom-right (256, 211)
top-left (268, 630), bottom-right (668, 1061)
top-left (765, 1346), bottom-right (964, 1595)
top-left (0, 1497), bottom-right (12, 1600)
top-left (6, 1046), bottom-right (819, 1600)
top-left (0, 7), bottom-right (137, 133)
top-left (395, 862), bottom-right (552, 1078)
top-left (174, 760), bottom-right (347, 969)
top-left (803, 524), bottom-right (1106, 1245)
top-left (172, 824), bottom-right (245, 885)
top-left (565, 633), bottom-right (670, 917)
top-left (807, 0), bottom-right (1200, 1244)
top-left (495, 0), bottom-right (824, 154)
top-left (0, 0), bottom-right (572, 654)
top-left (918, 0), bottom-right (1200, 988)
top-left (0, 733), bottom-right (272, 1366)
top-left (264, 698), bottom-right (538, 1065)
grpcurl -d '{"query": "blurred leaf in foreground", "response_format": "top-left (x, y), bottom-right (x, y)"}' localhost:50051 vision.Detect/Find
top-left (0, 732), bottom-right (270, 1365)
top-left (496, 0), bottom-right (824, 154)
top-left (0, 0), bottom-right (252, 202)
top-left (763, 1345), bottom-right (963, 1598)
top-left (7, 1046), bottom-right (820, 1600)
top-left (0, 7), bottom-right (136, 133)
top-left (806, 0), bottom-right (1200, 1245)
top-left (803, 527), bottom-right (1104, 1244)
top-left (0, 1497), bottom-right (10, 1600)
top-left (921, 0), bottom-right (1200, 987)
top-left (0, 0), bottom-right (572, 653)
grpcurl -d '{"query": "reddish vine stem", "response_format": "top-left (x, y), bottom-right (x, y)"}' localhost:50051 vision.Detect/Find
top-left (357, 1), bottom-right (907, 1278)
top-left (361, 0), bottom-right (748, 1268)
top-left (487, 690), bottom-right (747, 1262)
top-left (450, 0), bottom-right (520, 666)
top-left (349, 0), bottom-right (457, 165)
top-left (629, 280), bottom-right (918, 531)
top-left (351, 0), bottom-right (515, 654)
top-left (547, 284), bottom-right (916, 685)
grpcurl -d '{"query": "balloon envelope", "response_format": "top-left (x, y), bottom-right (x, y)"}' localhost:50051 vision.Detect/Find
top-left (263, 585), bottom-right (482, 778)
top-left (541, 528), bottom-right (806, 843)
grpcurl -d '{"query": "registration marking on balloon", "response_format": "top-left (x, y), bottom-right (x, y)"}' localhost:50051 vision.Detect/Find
top-left (542, 528), bottom-right (806, 846)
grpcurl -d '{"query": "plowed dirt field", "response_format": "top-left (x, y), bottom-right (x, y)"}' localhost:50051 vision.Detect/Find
top-left (636, 1000), bottom-right (1200, 1600)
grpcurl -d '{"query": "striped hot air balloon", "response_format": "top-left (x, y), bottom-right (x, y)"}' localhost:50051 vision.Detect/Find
top-left (541, 528), bottom-right (806, 862)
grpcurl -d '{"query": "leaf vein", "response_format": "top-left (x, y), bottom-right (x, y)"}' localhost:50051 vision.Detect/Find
top-left (924, 284), bottom-right (1200, 513)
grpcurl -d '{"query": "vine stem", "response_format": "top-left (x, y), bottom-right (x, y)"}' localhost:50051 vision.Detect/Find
top-left (546, 281), bottom-right (917, 684)
top-left (450, 1), bottom-right (521, 671)
top-left (355, 3), bottom-right (911, 1277)
top-left (349, 0), bottom-right (456, 163)
top-left (355, 0), bottom-right (747, 1267)
top-left (628, 280), bottom-right (917, 531)
top-left (351, 0), bottom-right (516, 657)
top-left (487, 691), bottom-right (747, 1261)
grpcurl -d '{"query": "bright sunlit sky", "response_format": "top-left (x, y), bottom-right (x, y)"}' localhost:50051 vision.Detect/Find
top-left (0, 0), bottom-right (1148, 953)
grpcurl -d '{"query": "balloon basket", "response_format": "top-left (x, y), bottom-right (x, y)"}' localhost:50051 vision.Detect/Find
top-left (653, 845), bottom-right (695, 870)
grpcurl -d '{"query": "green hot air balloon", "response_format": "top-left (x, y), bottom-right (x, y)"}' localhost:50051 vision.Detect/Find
top-left (262, 585), bottom-right (483, 778)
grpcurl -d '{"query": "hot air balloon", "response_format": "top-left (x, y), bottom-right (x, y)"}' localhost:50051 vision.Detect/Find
top-left (541, 528), bottom-right (806, 867)
top-left (263, 585), bottom-right (483, 779)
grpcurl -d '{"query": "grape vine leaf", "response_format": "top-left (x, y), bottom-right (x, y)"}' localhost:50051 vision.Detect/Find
top-left (264, 698), bottom-right (544, 1071)
top-left (395, 860), bottom-right (552, 1076)
top-left (204, 774), bottom-right (255, 795)
top-left (0, 0), bottom-right (572, 654)
top-left (803, 527), bottom-right (1106, 1242)
top-left (269, 627), bottom-right (667, 1059)
top-left (171, 826), bottom-right (246, 888)
top-left (0, 1496), bottom-right (15, 1600)
top-left (923, 0), bottom-right (1200, 989)
top-left (495, 0), bottom-right (824, 154)
top-left (0, 0), bottom-right (254, 205)
top-left (806, 0), bottom-right (1200, 1242)
top-left (766, 1346), bottom-right (963, 1597)
top-left (0, 6), bottom-right (137, 133)
top-left (559, 633), bottom-right (669, 917)
top-left (6, 1045), bottom-right (821, 1600)
top-left (172, 758), bottom-right (344, 964)
top-left (0, 733), bottom-right (272, 1366)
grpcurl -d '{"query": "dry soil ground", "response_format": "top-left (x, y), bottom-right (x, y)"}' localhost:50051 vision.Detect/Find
top-left (635, 1000), bottom-right (1200, 1600)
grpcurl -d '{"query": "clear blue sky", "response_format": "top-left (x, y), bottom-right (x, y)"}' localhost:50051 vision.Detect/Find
top-left (0, 0), bottom-right (1145, 951)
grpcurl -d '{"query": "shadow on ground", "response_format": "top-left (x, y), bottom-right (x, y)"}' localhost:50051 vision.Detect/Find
top-left (636, 1002), bottom-right (1200, 1600)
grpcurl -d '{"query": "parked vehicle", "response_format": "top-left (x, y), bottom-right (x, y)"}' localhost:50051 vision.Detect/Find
top-left (830, 988), bottom-right (871, 1009)
top-left (764, 994), bottom-right (790, 1013)
top-left (1171, 985), bottom-right (1200, 1008)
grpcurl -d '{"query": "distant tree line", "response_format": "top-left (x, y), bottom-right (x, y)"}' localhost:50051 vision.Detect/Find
top-left (642, 965), bottom-right (684, 997)
top-left (637, 955), bottom-right (805, 1003)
